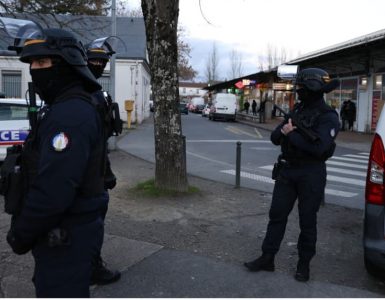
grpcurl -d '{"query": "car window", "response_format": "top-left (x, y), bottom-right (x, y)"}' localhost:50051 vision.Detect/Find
top-left (0, 103), bottom-right (28, 121)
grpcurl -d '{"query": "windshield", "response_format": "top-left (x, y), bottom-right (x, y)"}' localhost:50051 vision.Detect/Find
top-left (0, 103), bottom-right (28, 121)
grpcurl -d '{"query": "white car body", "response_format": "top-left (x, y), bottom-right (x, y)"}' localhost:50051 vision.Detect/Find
top-left (0, 98), bottom-right (42, 161)
top-left (209, 93), bottom-right (237, 121)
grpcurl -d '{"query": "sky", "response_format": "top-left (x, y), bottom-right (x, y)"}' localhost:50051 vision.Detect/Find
top-left (123, 0), bottom-right (385, 82)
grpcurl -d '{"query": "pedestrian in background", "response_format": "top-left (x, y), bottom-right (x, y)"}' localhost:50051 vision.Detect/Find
top-left (340, 100), bottom-right (348, 131)
top-left (244, 68), bottom-right (340, 282)
top-left (258, 97), bottom-right (267, 123)
top-left (244, 100), bottom-right (250, 114)
top-left (252, 99), bottom-right (257, 115)
top-left (5, 22), bottom-right (106, 297)
top-left (346, 99), bottom-right (356, 131)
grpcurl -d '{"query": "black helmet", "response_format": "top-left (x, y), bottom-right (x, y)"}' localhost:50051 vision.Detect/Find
top-left (18, 28), bottom-right (100, 91)
top-left (296, 68), bottom-right (339, 94)
top-left (86, 36), bottom-right (118, 62)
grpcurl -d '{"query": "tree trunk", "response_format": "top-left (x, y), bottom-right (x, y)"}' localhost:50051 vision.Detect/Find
top-left (141, 0), bottom-right (188, 192)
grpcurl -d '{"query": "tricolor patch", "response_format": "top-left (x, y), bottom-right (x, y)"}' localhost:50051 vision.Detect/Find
top-left (52, 132), bottom-right (69, 152)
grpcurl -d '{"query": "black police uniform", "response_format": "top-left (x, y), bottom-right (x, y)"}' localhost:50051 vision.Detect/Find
top-left (2, 23), bottom-right (107, 297)
top-left (263, 98), bottom-right (339, 260)
top-left (244, 68), bottom-right (340, 282)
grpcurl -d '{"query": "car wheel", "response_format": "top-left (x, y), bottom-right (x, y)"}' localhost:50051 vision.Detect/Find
top-left (364, 251), bottom-right (385, 278)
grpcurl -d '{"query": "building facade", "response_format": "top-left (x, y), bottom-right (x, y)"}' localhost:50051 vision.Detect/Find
top-left (0, 15), bottom-right (151, 125)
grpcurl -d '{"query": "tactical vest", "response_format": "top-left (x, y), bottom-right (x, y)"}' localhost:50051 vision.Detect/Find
top-left (281, 102), bottom-right (337, 161)
top-left (0, 90), bottom-right (105, 215)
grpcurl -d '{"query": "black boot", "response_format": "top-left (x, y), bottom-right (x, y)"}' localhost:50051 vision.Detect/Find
top-left (91, 256), bottom-right (121, 285)
top-left (294, 259), bottom-right (310, 282)
top-left (244, 253), bottom-right (275, 272)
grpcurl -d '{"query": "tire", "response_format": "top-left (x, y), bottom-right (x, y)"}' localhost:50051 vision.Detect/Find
top-left (364, 251), bottom-right (385, 278)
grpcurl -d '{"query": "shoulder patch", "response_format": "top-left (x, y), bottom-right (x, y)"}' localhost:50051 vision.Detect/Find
top-left (51, 132), bottom-right (70, 152)
top-left (330, 128), bottom-right (336, 138)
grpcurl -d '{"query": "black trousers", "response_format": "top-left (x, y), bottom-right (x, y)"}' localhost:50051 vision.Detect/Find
top-left (32, 218), bottom-right (104, 297)
top-left (262, 162), bottom-right (326, 261)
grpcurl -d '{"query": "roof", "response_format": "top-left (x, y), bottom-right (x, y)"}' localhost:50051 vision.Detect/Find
top-left (0, 14), bottom-right (147, 62)
top-left (286, 28), bottom-right (385, 77)
top-left (204, 70), bottom-right (277, 91)
top-left (179, 82), bottom-right (207, 88)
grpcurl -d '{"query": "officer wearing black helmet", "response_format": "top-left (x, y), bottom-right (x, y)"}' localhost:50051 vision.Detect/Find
top-left (4, 21), bottom-right (107, 297)
top-left (244, 68), bottom-right (340, 282)
top-left (86, 37), bottom-right (122, 285)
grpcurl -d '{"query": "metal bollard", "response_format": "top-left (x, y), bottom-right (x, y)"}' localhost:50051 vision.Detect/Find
top-left (235, 141), bottom-right (241, 188)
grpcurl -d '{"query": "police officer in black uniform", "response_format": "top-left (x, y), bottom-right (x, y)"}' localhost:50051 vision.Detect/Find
top-left (5, 24), bottom-right (107, 297)
top-left (244, 68), bottom-right (340, 282)
top-left (86, 38), bottom-right (122, 285)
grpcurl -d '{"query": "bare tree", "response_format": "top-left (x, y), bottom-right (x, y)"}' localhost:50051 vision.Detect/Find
top-left (205, 42), bottom-right (219, 83)
top-left (141, 0), bottom-right (188, 191)
top-left (228, 49), bottom-right (244, 79)
top-left (258, 43), bottom-right (290, 71)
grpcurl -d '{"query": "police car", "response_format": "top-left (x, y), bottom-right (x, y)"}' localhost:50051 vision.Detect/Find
top-left (0, 98), bottom-right (41, 161)
top-left (364, 107), bottom-right (385, 277)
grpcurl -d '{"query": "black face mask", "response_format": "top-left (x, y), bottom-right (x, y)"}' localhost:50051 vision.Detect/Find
top-left (297, 88), bottom-right (323, 106)
top-left (30, 63), bottom-right (76, 104)
top-left (88, 63), bottom-right (104, 79)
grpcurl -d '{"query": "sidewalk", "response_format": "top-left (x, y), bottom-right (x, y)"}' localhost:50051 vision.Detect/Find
top-left (0, 120), bottom-right (385, 298)
top-left (1, 148), bottom-right (384, 297)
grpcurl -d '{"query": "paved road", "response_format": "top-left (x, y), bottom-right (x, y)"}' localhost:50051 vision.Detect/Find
top-left (119, 113), bottom-right (367, 209)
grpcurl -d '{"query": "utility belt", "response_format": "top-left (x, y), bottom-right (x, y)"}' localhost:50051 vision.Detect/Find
top-left (271, 155), bottom-right (323, 180)
top-left (0, 145), bottom-right (24, 215)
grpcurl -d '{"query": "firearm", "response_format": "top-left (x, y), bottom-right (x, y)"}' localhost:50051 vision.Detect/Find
top-left (28, 82), bottom-right (38, 132)
top-left (274, 104), bottom-right (319, 142)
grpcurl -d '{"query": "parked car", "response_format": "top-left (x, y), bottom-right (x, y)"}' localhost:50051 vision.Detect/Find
top-left (189, 97), bottom-right (205, 113)
top-left (202, 104), bottom-right (211, 117)
top-left (0, 98), bottom-right (42, 161)
top-left (179, 102), bottom-right (188, 115)
top-left (209, 93), bottom-right (237, 121)
top-left (364, 108), bottom-right (385, 277)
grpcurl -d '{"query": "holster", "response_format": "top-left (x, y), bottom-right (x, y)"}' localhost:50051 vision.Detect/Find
top-left (272, 155), bottom-right (284, 180)
top-left (0, 145), bottom-right (24, 215)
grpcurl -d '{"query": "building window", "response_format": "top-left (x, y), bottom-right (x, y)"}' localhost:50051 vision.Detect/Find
top-left (98, 75), bottom-right (111, 93)
top-left (183, 87), bottom-right (186, 93)
top-left (2, 71), bottom-right (21, 98)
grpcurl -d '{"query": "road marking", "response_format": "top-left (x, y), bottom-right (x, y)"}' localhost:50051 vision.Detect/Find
top-left (260, 165), bottom-right (366, 177)
top-left (220, 169), bottom-right (357, 197)
top-left (326, 160), bottom-right (367, 169)
top-left (326, 175), bottom-right (365, 186)
top-left (250, 147), bottom-right (276, 150)
top-left (259, 165), bottom-right (366, 186)
top-left (330, 156), bottom-right (368, 164)
top-left (343, 154), bottom-right (369, 159)
top-left (254, 128), bottom-right (262, 139)
top-left (187, 151), bottom-right (233, 167)
top-left (225, 126), bottom-right (261, 139)
top-left (187, 139), bottom-right (271, 143)
top-left (324, 166), bottom-right (366, 177)
top-left (359, 152), bottom-right (370, 156)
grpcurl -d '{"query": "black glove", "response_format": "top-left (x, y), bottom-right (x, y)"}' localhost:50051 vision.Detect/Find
top-left (7, 229), bottom-right (32, 255)
top-left (6, 218), bottom-right (33, 255)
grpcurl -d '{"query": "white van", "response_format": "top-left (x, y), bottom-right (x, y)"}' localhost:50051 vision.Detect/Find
top-left (209, 93), bottom-right (237, 121)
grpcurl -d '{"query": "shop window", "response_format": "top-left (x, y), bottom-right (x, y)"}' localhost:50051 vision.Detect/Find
top-left (374, 75), bottom-right (382, 90)
top-left (359, 76), bottom-right (368, 91)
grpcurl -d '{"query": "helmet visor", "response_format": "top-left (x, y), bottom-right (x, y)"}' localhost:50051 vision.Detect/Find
top-left (0, 17), bottom-right (44, 50)
top-left (87, 36), bottom-right (126, 56)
